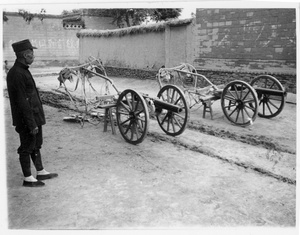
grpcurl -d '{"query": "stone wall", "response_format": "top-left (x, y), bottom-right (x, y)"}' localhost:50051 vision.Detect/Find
top-left (194, 8), bottom-right (296, 74)
top-left (194, 70), bottom-right (296, 93)
top-left (105, 66), bottom-right (157, 80)
top-left (105, 67), bottom-right (296, 93)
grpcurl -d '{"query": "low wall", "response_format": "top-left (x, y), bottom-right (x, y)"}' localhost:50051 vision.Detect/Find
top-left (104, 66), bottom-right (296, 93)
top-left (195, 70), bottom-right (296, 93)
top-left (105, 66), bottom-right (157, 80)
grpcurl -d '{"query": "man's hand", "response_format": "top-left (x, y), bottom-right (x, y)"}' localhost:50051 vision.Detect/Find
top-left (30, 127), bottom-right (39, 135)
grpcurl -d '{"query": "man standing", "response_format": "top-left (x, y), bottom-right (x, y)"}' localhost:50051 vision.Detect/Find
top-left (6, 39), bottom-right (58, 187)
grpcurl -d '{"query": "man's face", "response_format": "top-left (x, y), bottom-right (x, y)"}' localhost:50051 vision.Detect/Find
top-left (24, 49), bottom-right (35, 65)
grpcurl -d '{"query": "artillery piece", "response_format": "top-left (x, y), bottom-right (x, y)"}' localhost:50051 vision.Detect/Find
top-left (57, 57), bottom-right (189, 144)
top-left (157, 63), bottom-right (287, 126)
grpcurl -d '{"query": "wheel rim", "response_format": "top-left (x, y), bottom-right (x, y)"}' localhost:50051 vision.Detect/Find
top-left (156, 85), bottom-right (189, 136)
top-left (116, 89), bottom-right (149, 144)
top-left (250, 75), bottom-right (286, 118)
top-left (221, 81), bottom-right (258, 126)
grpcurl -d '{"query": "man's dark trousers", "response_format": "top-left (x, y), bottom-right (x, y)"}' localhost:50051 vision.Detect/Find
top-left (16, 125), bottom-right (44, 177)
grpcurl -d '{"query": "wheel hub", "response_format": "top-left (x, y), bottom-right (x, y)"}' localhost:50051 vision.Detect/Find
top-left (129, 111), bottom-right (137, 120)
top-left (236, 99), bottom-right (245, 109)
top-left (262, 95), bottom-right (269, 103)
top-left (167, 111), bottom-right (174, 118)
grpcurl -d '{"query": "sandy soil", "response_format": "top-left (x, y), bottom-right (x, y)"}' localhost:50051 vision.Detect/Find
top-left (3, 72), bottom-right (297, 230)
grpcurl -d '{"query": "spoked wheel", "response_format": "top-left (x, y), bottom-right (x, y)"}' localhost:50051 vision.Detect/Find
top-left (221, 80), bottom-right (258, 126)
top-left (250, 75), bottom-right (286, 118)
top-left (116, 89), bottom-right (149, 145)
top-left (156, 85), bottom-right (189, 136)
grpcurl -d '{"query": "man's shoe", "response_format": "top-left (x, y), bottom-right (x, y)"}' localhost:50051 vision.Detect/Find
top-left (23, 180), bottom-right (45, 187)
top-left (36, 173), bottom-right (58, 181)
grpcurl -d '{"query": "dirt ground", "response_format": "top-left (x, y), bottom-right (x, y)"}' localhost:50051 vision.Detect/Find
top-left (2, 69), bottom-right (297, 232)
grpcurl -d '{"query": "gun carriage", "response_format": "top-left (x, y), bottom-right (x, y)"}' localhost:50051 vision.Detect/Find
top-left (156, 63), bottom-right (287, 127)
top-left (58, 57), bottom-right (189, 145)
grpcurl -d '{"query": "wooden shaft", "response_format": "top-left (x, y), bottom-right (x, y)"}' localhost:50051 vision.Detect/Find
top-left (66, 58), bottom-right (101, 70)
top-left (173, 68), bottom-right (217, 89)
top-left (81, 67), bottom-right (119, 94)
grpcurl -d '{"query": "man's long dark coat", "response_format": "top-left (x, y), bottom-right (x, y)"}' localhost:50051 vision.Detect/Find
top-left (6, 60), bottom-right (46, 131)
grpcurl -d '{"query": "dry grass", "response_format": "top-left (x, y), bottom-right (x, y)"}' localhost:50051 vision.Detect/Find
top-left (77, 18), bottom-right (193, 38)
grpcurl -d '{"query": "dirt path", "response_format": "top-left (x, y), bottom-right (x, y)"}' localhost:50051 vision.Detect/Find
top-left (3, 73), bottom-right (297, 230)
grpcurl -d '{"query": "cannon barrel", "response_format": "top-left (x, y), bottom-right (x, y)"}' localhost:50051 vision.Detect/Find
top-left (152, 98), bottom-right (183, 113)
top-left (253, 87), bottom-right (287, 97)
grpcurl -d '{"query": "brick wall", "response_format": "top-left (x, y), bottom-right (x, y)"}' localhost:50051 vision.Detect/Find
top-left (194, 9), bottom-right (296, 74)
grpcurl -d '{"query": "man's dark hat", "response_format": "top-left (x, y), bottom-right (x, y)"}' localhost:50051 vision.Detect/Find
top-left (12, 39), bottom-right (37, 53)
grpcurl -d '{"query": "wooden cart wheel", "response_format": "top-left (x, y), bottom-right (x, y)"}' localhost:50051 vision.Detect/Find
top-left (250, 75), bottom-right (286, 118)
top-left (116, 89), bottom-right (149, 145)
top-left (221, 80), bottom-right (258, 126)
top-left (156, 85), bottom-right (189, 136)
